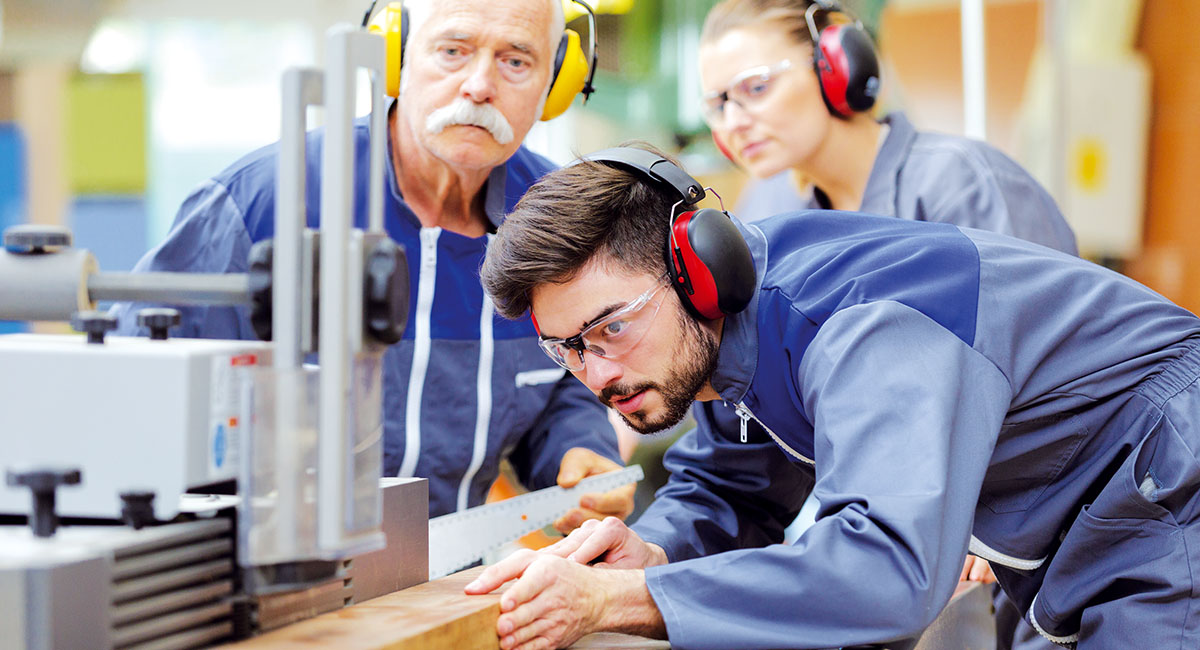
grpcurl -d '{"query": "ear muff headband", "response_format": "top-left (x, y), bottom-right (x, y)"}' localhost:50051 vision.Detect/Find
top-left (574, 147), bottom-right (756, 320)
top-left (366, 0), bottom-right (598, 118)
top-left (806, 1), bottom-right (880, 118)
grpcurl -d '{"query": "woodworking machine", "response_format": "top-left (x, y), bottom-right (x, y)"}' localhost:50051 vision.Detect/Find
top-left (0, 24), bottom-right (428, 650)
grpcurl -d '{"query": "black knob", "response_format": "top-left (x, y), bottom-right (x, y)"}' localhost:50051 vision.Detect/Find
top-left (363, 238), bottom-right (409, 345)
top-left (71, 310), bottom-right (118, 344)
top-left (6, 467), bottom-right (82, 537)
top-left (247, 239), bottom-right (274, 342)
top-left (120, 491), bottom-right (156, 529)
top-left (3, 224), bottom-right (72, 254)
top-left (137, 308), bottom-right (181, 341)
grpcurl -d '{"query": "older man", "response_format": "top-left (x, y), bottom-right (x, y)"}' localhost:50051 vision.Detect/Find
top-left (111, 0), bottom-right (630, 525)
top-left (468, 146), bottom-right (1200, 650)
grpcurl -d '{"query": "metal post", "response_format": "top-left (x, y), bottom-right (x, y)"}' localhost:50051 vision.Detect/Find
top-left (961, 0), bottom-right (988, 140)
top-left (317, 24), bottom-right (386, 555)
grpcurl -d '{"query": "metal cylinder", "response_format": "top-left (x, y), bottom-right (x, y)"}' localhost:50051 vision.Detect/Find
top-left (88, 272), bottom-right (252, 306)
top-left (0, 248), bottom-right (97, 321)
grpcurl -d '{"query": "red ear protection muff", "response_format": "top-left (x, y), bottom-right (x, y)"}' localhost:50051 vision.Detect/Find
top-left (806, 1), bottom-right (880, 118)
top-left (574, 147), bottom-right (756, 320)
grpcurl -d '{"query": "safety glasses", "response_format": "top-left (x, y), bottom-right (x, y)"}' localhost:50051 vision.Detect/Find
top-left (537, 280), bottom-right (671, 372)
top-left (701, 59), bottom-right (794, 127)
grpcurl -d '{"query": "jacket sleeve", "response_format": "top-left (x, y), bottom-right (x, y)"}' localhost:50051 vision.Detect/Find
top-left (913, 143), bottom-right (1078, 256)
top-left (110, 179), bottom-right (257, 340)
top-left (642, 301), bottom-right (1012, 650)
top-left (631, 401), bottom-right (812, 561)
top-left (506, 372), bottom-right (621, 490)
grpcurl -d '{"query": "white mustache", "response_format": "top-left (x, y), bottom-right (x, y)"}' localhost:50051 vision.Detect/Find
top-left (425, 98), bottom-right (515, 145)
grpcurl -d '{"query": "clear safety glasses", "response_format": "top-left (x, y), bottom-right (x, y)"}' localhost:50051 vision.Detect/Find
top-left (701, 59), bottom-right (794, 127)
top-left (537, 281), bottom-right (671, 373)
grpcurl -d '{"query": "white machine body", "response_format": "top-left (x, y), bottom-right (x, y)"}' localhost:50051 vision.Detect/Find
top-left (0, 333), bottom-right (271, 521)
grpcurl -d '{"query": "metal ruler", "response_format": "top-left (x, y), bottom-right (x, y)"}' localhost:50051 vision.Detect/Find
top-left (428, 465), bottom-right (644, 579)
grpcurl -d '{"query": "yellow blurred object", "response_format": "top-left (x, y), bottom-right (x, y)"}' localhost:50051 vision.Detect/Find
top-left (563, 0), bottom-right (634, 22)
top-left (66, 73), bottom-right (145, 194)
top-left (1072, 137), bottom-right (1107, 194)
top-left (486, 474), bottom-right (562, 550)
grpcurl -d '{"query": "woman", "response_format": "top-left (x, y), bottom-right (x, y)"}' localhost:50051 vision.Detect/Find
top-left (699, 0), bottom-right (1077, 256)
top-left (696, 1), bottom-right (1076, 647)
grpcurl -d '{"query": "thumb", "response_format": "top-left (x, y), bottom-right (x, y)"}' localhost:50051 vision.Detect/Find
top-left (556, 448), bottom-right (594, 487)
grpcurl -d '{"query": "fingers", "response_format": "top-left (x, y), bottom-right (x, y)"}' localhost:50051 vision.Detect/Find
top-left (547, 518), bottom-right (601, 552)
top-left (566, 517), bottom-right (627, 564)
top-left (581, 484), bottom-right (636, 518)
top-left (556, 448), bottom-right (621, 489)
top-left (959, 557), bottom-right (972, 582)
top-left (552, 507), bottom-right (593, 535)
top-left (500, 615), bottom-right (559, 650)
top-left (555, 484), bottom-right (637, 534)
top-left (464, 549), bottom-right (539, 594)
top-left (498, 557), bottom-right (559, 614)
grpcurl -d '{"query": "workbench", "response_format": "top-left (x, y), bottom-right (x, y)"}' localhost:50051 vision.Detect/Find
top-left (224, 567), bottom-right (994, 649)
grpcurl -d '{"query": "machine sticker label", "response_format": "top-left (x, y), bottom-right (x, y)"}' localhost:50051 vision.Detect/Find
top-left (213, 424), bottom-right (226, 469)
top-left (209, 354), bottom-right (256, 479)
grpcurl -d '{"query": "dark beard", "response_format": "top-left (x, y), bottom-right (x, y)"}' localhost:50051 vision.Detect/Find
top-left (605, 311), bottom-right (720, 435)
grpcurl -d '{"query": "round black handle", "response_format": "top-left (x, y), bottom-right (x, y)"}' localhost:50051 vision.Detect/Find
top-left (3, 224), bottom-right (72, 254)
top-left (364, 239), bottom-right (409, 345)
top-left (71, 310), bottom-right (118, 344)
top-left (137, 308), bottom-right (182, 341)
top-left (6, 467), bottom-right (82, 537)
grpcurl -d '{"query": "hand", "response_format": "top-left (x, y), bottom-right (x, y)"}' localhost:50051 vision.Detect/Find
top-left (552, 447), bottom-right (636, 534)
top-left (542, 516), bottom-right (668, 569)
top-left (959, 555), bottom-right (997, 584)
top-left (465, 549), bottom-right (663, 650)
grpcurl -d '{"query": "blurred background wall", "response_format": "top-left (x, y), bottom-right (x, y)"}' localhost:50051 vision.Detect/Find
top-left (1, 0), bottom-right (1197, 317)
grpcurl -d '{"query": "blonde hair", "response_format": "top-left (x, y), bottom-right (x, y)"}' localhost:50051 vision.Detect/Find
top-left (700, 0), bottom-right (834, 49)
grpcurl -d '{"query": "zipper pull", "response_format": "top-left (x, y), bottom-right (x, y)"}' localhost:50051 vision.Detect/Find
top-left (733, 403), bottom-right (750, 443)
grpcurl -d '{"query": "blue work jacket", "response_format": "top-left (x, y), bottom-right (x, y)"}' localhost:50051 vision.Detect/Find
top-left (632, 211), bottom-right (1200, 648)
top-left (734, 112), bottom-right (1078, 255)
top-left (111, 107), bottom-right (619, 517)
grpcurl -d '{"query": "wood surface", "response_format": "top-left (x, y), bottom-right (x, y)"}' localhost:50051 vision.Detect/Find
top-left (224, 566), bottom-right (501, 650)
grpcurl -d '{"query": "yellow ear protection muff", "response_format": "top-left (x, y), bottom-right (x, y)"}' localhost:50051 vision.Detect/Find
top-left (541, 0), bottom-right (599, 121)
top-left (806, 0), bottom-right (880, 118)
top-left (576, 147), bottom-right (756, 320)
top-left (362, 0), bottom-right (598, 121)
top-left (363, 0), bottom-right (409, 98)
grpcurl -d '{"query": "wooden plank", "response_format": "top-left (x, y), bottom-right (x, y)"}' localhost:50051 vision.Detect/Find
top-left (225, 567), bottom-right (501, 650)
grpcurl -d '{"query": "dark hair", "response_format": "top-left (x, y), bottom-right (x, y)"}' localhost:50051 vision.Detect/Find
top-left (481, 142), bottom-right (681, 319)
top-left (700, 0), bottom-right (832, 50)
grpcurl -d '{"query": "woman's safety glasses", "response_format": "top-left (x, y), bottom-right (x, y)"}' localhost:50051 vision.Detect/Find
top-left (537, 281), bottom-right (671, 372)
top-left (701, 59), bottom-right (794, 127)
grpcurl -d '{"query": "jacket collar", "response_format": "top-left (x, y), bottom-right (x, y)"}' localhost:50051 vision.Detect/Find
top-left (858, 111), bottom-right (917, 216)
top-left (709, 218), bottom-right (767, 404)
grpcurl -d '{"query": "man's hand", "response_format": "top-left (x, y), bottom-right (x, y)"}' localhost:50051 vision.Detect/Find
top-left (542, 516), bottom-right (668, 569)
top-left (553, 447), bottom-right (636, 534)
top-left (959, 555), bottom-right (997, 584)
top-left (464, 549), bottom-right (664, 650)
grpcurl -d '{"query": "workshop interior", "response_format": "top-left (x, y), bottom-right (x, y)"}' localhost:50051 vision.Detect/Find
top-left (1, 0), bottom-right (1198, 648)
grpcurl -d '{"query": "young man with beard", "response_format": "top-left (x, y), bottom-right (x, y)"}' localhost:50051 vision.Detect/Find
top-left (467, 145), bottom-right (1200, 650)
top-left (110, 0), bottom-right (631, 526)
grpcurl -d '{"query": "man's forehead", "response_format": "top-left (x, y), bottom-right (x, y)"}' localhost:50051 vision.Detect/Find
top-left (423, 0), bottom-right (553, 50)
top-left (531, 266), bottom-right (660, 337)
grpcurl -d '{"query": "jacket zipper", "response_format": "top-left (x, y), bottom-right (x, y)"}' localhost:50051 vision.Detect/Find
top-left (732, 402), bottom-right (814, 465)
